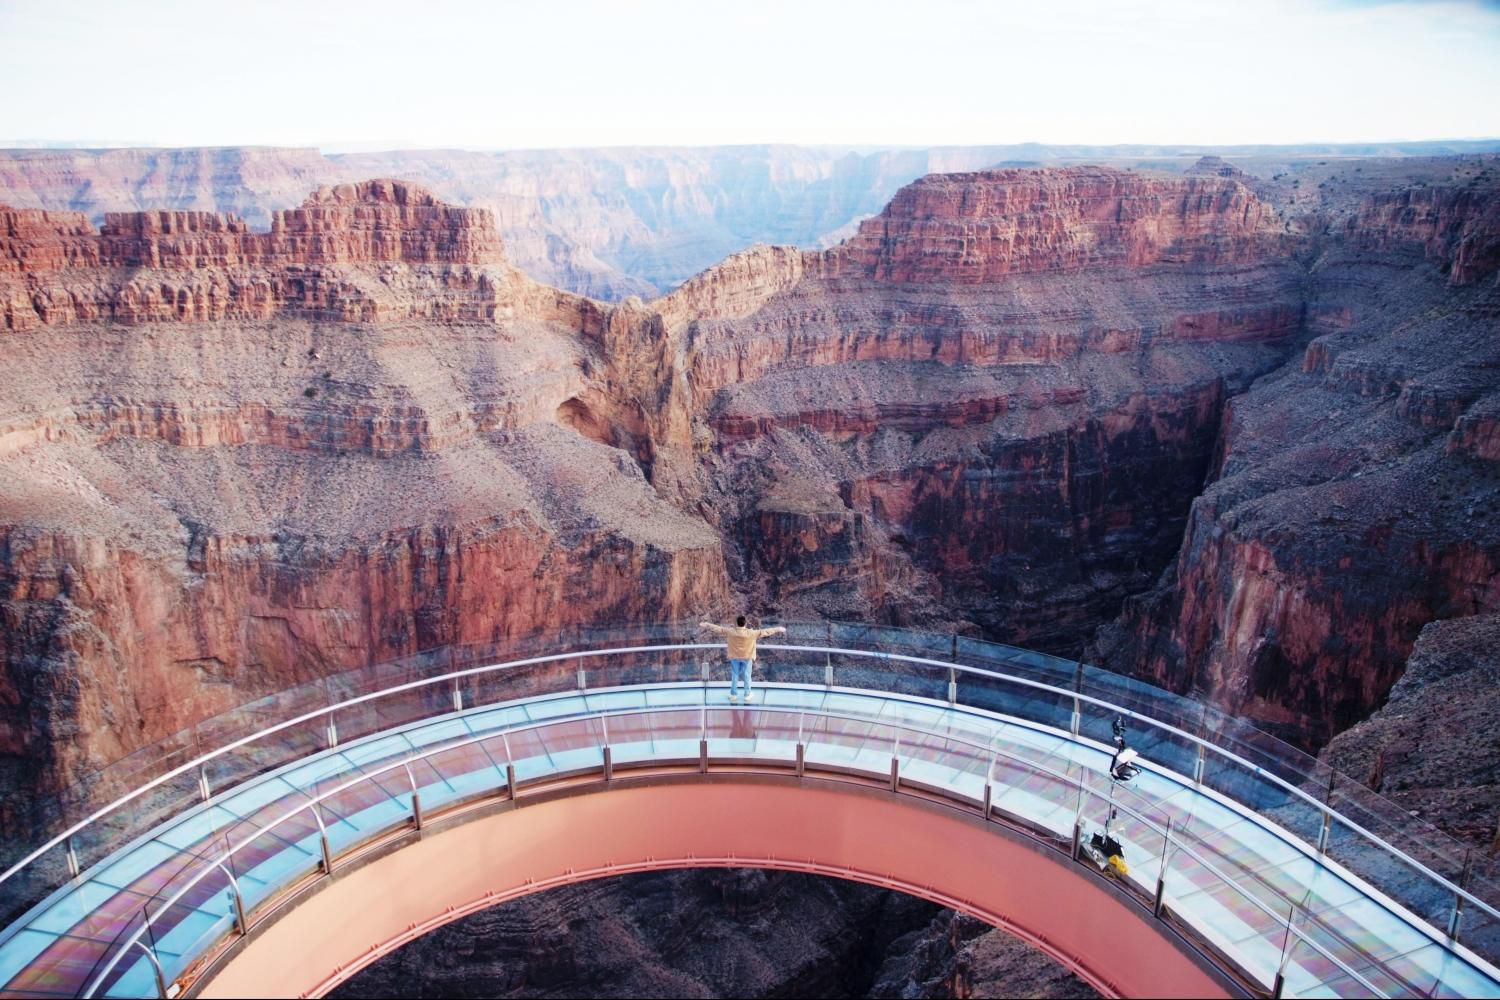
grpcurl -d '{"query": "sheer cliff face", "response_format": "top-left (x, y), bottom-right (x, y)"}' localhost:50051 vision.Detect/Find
top-left (1095, 173), bottom-right (1500, 743)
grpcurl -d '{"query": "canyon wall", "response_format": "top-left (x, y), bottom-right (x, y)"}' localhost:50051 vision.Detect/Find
top-left (665, 167), bottom-right (1304, 649)
top-left (1094, 173), bottom-right (1500, 742)
top-left (0, 179), bottom-right (725, 809)
top-left (6, 155), bottom-right (1500, 998)
top-left (7, 142), bottom-right (1496, 301)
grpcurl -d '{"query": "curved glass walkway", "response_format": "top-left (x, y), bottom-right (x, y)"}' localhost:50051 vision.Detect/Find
top-left (1, 624), bottom-right (1497, 998)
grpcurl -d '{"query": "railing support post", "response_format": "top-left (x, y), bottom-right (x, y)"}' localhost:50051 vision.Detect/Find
top-left (603, 745), bottom-right (613, 782)
top-left (215, 858), bottom-right (248, 935)
top-left (325, 713), bottom-right (338, 749)
top-left (889, 755), bottom-right (900, 792)
top-left (982, 781), bottom-right (992, 820)
top-left (577, 664), bottom-right (587, 691)
top-left (65, 836), bottom-right (81, 879)
top-left (795, 742), bottom-right (805, 777)
top-left (947, 665), bottom-right (957, 706)
top-left (403, 760), bottom-right (423, 831)
top-left (310, 806), bottom-right (334, 875)
top-left (451, 678), bottom-right (463, 712)
top-left (825, 621), bottom-right (834, 686)
top-left (1193, 742), bottom-right (1206, 785)
top-left (1448, 892), bottom-right (1466, 943)
top-left (505, 764), bottom-right (517, 799)
top-left (1071, 816), bottom-right (1083, 861)
top-left (1070, 660), bottom-right (1084, 737)
top-left (1449, 852), bottom-right (1473, 942)
top-left (198, 765), bottom-right (212, 803)
top-left (131, 939), bottom-right (170, 1000)
top-left (1317, 810), bottom-right (1333, 855)
top-left (699, 738), bottom-right (709, 773)
top-left (1273, 904), bottom-right (1295, 999)
top-left (1153, 818), bottom-right (1172, 918)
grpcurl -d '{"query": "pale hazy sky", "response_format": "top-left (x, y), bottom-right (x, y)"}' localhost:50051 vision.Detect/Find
top-left (2, 0), bottom-right (1498, 150)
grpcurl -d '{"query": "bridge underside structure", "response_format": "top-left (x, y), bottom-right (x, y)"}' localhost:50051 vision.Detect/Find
top-left (202, 778), bottom-right (1228, 999)
top-left (1, 631), bottom-right (1498, 999)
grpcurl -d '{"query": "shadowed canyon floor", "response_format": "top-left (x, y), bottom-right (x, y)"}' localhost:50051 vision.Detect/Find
top-left (4, 153), bottom-right (1500, 996)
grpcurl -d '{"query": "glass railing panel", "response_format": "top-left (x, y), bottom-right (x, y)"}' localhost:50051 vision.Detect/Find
top-left (801, 713), bottom-right (894, 776)
top-left (894, 728), bottom-right (990, 804)
top-left (989, 749), bottom-right (1084, 841)
top-left (1319, 812), bottom-right (1455, 934)
top-left (316, 776), bottom-right (412, 857)
top-left (606, 707), bottom-right (702, 765)
top-left (76, 904), bottom-right (152, 1000)
top-left (230, 815), bottom-right (322, 915)
top-left (199, 714), bottom-right (328, 806)
top-left (750, 647), bottom-right (825, 688)
top-left (326, 647), bottom-right (453, 703)
top-left (60, 768), bottom-right (203, 901)
top-left (824, 621), bottom-right (952, 661)
top-left (1193, 750), bottom-right (1322, 846)
top-left (414, 736), bottom-right (508, 810)
top-left (954, 636), bottom-right (1078, 690)
top-left (704, 706), bottom-right (799, 762)
top-left (956, 670), bottom-right (1074, 734)
top-left (1163, 843), bottom-right (1287, 988)
top-left (500, 719), bottom-right (583, 783)
top-left (528, 716), bottom-right (608, 775)
top-left (821, 650), bottom-right (949, 703)
top-left (145, 877), bottom-right (237, 993)
top-left (459, 654), bottom-right (579, 710)
top-left (330, 683), bottom-right (452, 747)
top-left (1326, 782), bottom-right (1475, 892)
top-left (586, 646), bottom-right (704, 689)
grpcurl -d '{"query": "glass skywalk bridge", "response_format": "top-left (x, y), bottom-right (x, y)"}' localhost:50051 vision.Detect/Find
top-left (1, 623), bottom-right (1497, 998)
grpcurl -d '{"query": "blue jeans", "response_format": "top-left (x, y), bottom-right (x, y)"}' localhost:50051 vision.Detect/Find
top-left (729, 659), bottom-right (753, 698)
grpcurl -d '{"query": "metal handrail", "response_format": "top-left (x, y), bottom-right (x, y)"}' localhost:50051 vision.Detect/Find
top-left (80, 700), bottom-right (1393, 999)
top-left (769, 643), bottom-right (1500, 929)
top-left (8, 634), bottom-right (1498, 943)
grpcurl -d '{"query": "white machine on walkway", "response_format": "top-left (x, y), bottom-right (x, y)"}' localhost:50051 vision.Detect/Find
top-left (1083, 716), bottom-right (1140, 877)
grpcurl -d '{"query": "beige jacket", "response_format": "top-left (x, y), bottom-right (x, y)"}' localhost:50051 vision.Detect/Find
top-left (700, 622), bottom-right (785, 661)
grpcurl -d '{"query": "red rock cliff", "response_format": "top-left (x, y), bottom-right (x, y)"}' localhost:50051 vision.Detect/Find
top-left (817, 167), bottom-right (1282, 283)
top-left (0, 179), bottom-right (510, 330)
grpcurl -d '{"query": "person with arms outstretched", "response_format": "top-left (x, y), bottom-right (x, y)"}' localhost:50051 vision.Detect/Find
top-left (699, 616), bottom-right (786, 703)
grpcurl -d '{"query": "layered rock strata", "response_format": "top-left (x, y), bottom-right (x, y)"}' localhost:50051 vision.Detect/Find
top-left (665, 168), bottom-right (1304, 648)
top-left (1095, 176), bottom-right (1500, 742)
top-left (0, 180), bottom-right (723, 806)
